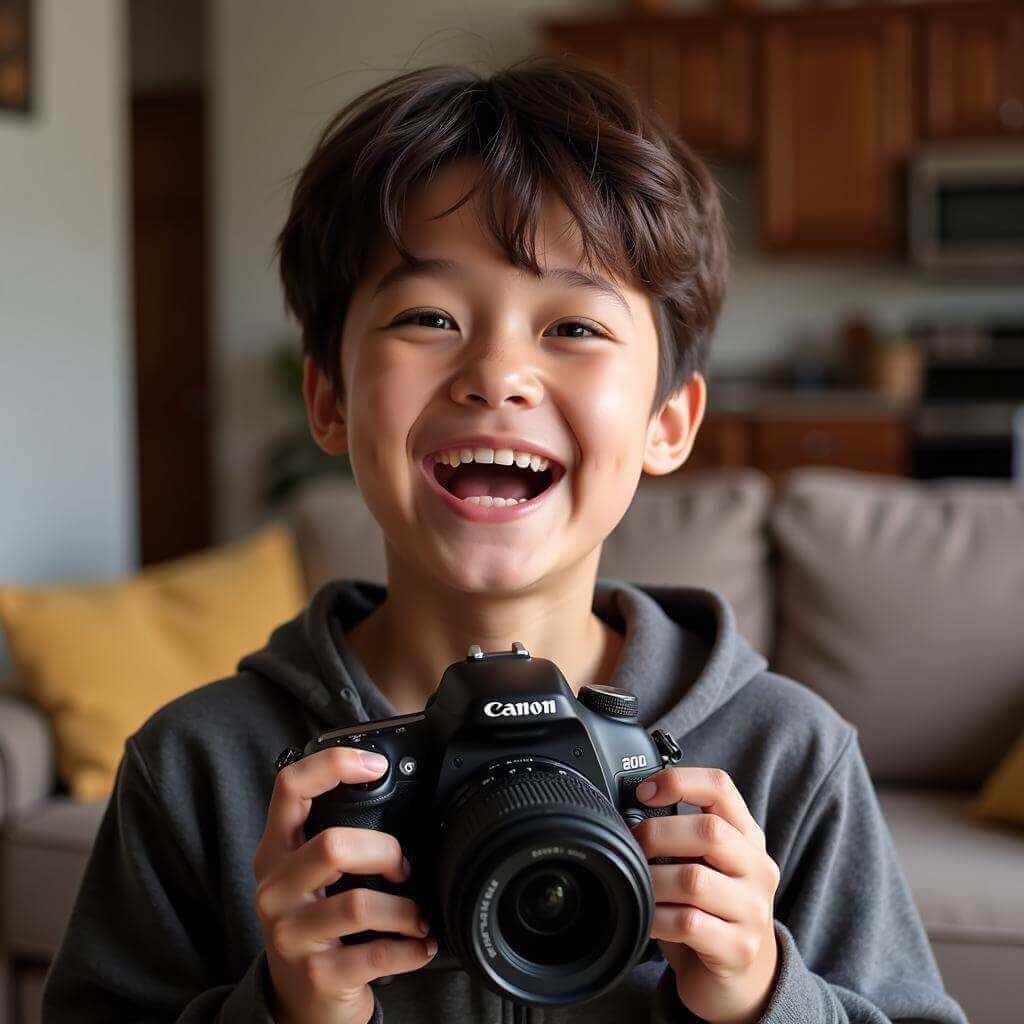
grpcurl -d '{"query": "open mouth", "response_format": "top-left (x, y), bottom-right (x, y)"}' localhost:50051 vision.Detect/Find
top-left (427, 448), bottom-right (565, 507)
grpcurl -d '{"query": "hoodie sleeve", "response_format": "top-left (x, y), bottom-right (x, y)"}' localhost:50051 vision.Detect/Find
top-left (40, 737), bottom-right (386, 1024)
top-left (40, 737), bottom-right (278, 1021)
top-left (650, 730), bottom-right (968, 1024)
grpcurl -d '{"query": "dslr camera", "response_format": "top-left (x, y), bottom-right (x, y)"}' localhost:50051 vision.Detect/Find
top-left (275, 640), bottom-right (683, 1008)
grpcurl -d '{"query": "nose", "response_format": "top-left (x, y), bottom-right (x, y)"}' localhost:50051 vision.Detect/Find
top-left (449, 343), bottom-right (545, 410)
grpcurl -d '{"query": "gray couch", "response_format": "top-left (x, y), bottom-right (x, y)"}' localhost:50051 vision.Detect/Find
top-left (3, 467), bottom-right (1022, 1024)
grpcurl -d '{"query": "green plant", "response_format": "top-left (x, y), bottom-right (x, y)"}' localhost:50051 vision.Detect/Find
top-left (260, 343), bottom-right (352, 510)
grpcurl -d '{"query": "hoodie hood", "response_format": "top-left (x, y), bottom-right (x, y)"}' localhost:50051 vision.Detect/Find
top-left (237, 577), bottom-right (768, 743)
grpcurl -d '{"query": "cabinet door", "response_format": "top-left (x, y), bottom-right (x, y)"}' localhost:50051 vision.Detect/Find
top-left (762, 9), bottom-right (914, 251)
top-left (924, 1), bottom-right (1024, 138)
top-left (647, 17), bottom-right (756, 159)
top-left (542, 20), bottom-right (651, 102)
top-left (754, 414), bottom-right (908, 483)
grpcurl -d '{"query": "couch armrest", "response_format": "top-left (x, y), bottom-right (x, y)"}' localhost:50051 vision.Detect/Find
top-left (0, 695), bottom-right (56, 825)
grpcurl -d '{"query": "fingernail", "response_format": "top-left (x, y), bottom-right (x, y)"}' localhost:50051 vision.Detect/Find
top-left (426, 938), bottom-right (438, 957)
top-left (402, 856), bottom-right (412, 880)
top-left (418, 917), bottom-right (430, 935)
top-left (360, 751), bottom-right (389, 772)
top-left (636, 780), bottom-right (657, 802)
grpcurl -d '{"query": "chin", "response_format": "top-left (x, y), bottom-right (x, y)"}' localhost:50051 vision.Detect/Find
top-left (429, 545), bottom-right (552, 595)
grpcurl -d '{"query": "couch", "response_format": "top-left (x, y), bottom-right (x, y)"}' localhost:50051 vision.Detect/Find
top-left (2, 466), bottom-right (1022, 1024)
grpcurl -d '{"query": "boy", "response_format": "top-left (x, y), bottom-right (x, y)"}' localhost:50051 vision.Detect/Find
top-left (42, 58), bottom-right (968, 1024)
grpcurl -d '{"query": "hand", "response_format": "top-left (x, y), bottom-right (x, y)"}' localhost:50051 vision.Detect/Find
top-left (253, 747), bottom-right (438, 1024)
top-left (631, 767), bottom-right (781, 1024)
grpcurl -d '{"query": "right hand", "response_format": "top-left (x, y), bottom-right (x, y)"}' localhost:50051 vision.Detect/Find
top-left (254, 746), bottom-right (438, 1024)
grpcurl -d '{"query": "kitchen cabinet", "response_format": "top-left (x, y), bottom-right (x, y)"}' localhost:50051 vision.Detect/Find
top-left (646, 16), bottom-right (756, 159)
top-left (542, 15), bottom-right (756, 160)
top-left (923, 0), bottom-right (1024, 138)
top-left (684, 401), bottom-right (909, 482)
top-left (761, 8), bottom-right (914, 251)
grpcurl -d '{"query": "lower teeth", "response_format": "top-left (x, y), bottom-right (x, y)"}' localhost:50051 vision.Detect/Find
top-left (462, 495), bottom-right (529, 506)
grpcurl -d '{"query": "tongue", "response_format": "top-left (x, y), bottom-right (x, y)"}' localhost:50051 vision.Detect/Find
top-left (448, 466), bottom-right (533, 501)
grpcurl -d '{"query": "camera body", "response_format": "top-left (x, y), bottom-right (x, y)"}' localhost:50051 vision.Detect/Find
top-left (276, 641), bottom-right (683, 1007)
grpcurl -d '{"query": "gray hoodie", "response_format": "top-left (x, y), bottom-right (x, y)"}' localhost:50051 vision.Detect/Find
top-left (41, 578), bottom-right (968, 1023)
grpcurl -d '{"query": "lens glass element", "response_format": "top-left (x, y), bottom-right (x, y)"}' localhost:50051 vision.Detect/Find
top-left (497, 858), bottom-right (613, 966)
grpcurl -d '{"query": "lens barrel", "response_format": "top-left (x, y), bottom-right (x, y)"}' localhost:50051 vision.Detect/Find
top-left (438, 766), bottom-right (653, 1006)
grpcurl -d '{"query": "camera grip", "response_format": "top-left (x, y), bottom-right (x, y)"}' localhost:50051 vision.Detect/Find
top-left (304, 779), bottom-right (425, 945)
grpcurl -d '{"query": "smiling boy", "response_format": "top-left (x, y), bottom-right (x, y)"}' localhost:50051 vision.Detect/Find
top-left (42, 59), bottom-right (968, 1024)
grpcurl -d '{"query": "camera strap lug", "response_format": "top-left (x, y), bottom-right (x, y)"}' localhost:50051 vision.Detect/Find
top-left (652, 729), bottom-right (682, 765)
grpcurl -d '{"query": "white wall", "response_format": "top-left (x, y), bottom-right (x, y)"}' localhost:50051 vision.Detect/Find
top-left (0, 0), bottom-right (134, 671)
top-left (210, 0), bottom-right (1024, 540)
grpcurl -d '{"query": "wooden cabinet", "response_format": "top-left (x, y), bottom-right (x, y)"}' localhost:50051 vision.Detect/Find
top-left (684, 405), bottom-right (909, 482)
top-left (753, 412), bottom-right (908, 482)
top-left (541, 2), bottom-right (1018, 254)
top-left (542, 15), bottom-right (756, 159)
top-left (761, 8), bottom-right (914, 251)
top-left (647, 16), bottom-right (756, 159)
top-left (923, 1), bottom-right (1024, 138)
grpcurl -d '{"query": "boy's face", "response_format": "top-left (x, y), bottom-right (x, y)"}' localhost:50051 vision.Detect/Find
top-left (305, 156), bottom-right (705, 594)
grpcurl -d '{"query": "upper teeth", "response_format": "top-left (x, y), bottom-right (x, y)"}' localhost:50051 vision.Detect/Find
top-left (435, 447), bottom-right (550, 472)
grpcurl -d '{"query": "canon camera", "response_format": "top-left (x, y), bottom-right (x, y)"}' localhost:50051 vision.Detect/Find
top-left (274, 640), bottom-right (684, 1008)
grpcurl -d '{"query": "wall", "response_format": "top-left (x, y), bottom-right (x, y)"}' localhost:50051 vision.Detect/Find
top-left (210, 0), bottom-right (1024, 540)
top-left (0, 0), bottom-right (134, 674)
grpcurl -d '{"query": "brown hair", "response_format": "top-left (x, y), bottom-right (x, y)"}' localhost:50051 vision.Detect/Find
top-left (275, 56), bottom-right (728, 416)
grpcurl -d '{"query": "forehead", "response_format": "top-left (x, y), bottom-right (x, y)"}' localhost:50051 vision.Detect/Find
top-left (363, 156), bottom-right (636, 294)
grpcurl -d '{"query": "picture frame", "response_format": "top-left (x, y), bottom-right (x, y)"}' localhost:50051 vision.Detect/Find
top-left (0, 0), bottom-right (31, 114)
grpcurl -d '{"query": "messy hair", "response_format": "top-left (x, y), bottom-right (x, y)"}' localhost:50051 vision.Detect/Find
top-left (275, 56), bottom-right (728, 417)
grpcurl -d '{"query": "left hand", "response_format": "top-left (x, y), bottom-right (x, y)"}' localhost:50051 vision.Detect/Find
top-left (631, 766), bottom-right (781, 1024)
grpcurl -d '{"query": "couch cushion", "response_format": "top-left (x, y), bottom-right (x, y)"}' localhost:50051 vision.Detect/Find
top-left (1, 797), bottom-right (106, 958)
top-left (771, 468), bottom-right (1024, 786)
top-left (287, 469), bottom-right (775, 656)
top-left (287, 475), bottom-right (387, 593)
top-left (598, 470), bottom-right (774, 654)
top-left (877, 786), bottom-right (1024, 945)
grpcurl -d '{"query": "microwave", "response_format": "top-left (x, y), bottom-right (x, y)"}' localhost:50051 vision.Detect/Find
top-left (909, 142), bottom-right (1024, 276)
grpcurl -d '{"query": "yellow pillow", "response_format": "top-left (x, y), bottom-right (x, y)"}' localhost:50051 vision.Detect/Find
top-left (970, 730), bottom-right (1024, 829)
top-left (0, 524), bottom-right (307, 802)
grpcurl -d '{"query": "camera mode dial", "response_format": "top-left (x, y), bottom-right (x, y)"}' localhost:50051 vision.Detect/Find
top-left (578, 684), bottom-right (639, 720)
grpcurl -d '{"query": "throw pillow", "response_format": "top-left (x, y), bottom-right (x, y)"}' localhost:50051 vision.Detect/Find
top-left (970, 728), bottom-right (1024, 829)
top-left (0, 524), bottom-right (307, 801)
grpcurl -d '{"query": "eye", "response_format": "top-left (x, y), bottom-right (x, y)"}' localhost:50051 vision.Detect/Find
top-left (390, 309), bottom-right (610, 340)
top-left (390, 309), bottom-right (456, 331)
top-left (547, 319), bottom-right (610, 340)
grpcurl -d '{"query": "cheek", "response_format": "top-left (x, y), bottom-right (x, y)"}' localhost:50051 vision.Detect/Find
top-left (348, 345), bottom-right (434, 483)
top-left (568, 360), bottom-right (650, 478)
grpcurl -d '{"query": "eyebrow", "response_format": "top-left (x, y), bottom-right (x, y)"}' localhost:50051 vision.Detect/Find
top-left (371, 255), bottom-right (633, 323)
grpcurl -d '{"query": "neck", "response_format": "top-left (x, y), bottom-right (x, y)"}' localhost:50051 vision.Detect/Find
top-left (346, 543), bottom-right (623, 715)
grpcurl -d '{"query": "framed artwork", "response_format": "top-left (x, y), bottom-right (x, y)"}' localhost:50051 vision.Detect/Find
top-left (0, 0), bottom-right (30, 114)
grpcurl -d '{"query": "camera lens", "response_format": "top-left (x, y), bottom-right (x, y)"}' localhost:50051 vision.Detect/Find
top-left (438, 764), bottom-right (653, 1007)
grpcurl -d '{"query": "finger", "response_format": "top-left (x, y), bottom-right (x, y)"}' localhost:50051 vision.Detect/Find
top-left (632, 813), bottom-right (751, 876)
top-left (274, 889), bottom-right (428, 959)
top-left (653, 904), bottom-right (745, 967)
top-left (257, 827), bottom-right (409, 918)
top-left (636, 767), bottom-right (764, 847)
top-left (649, 862), bottom-right (751, 924)
top-left (262, 747), bottom-right (390, 856)
top-left (307, 936), bottom-right (439, 994)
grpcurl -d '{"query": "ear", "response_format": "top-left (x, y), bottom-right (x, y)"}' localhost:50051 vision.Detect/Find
top-left (642, 372), bottom-right (707, 476)
top-left (303, 355), bottom-right (348, 456)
